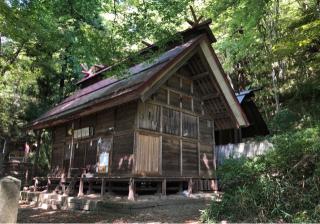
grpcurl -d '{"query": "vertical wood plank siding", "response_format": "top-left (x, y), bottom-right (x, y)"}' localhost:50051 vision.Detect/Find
top-left (135, 71), bottom-right (215, 178)
top-left (162, 137), bottom-right (180, 176)
top-left (135, 134), bottom-right (160, 175)
top-left (49, 51), bottom-right (222, 179)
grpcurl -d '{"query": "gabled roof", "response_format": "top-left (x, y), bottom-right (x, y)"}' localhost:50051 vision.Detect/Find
top-left (29, 36), bottom-right (204, 129)
top-left (29, 22), bottom-right (249, 130)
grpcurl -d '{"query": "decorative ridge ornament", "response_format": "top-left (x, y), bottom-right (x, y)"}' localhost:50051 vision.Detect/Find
top-left (186, 6), bottom-right (204, 28)
top-left (80, 64), bottom-right (105, 77)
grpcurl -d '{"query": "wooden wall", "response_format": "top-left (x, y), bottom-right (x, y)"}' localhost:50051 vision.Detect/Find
top-left (134, 69), bottom-right (216, 178)
top-left (50, 101), bottom-right (137, 177)
top-left (112, 102), bottom-right (137, 176)
top-left (162, 137), bottom-right (180, 176)
top-left (49, 60), bottom-right (217, 180)
top-left (51, 126), bottom-right (66, 174)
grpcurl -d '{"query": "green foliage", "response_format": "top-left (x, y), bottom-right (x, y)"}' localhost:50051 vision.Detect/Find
top-left (0, 2), bottom-right (320, 217)
top-left (201, 126), bottom-right (320, 223)
top-left (269, 109), bottom-right (299, 133)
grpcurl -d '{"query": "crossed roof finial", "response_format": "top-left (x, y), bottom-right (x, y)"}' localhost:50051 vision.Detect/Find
top-left (186, 6), bottom-right (204, 28)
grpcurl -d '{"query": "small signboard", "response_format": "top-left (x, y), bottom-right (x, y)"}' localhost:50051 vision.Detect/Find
top-left (97, 137), bottom-right (112, 174)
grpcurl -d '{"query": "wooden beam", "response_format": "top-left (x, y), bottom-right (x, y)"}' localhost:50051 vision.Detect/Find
top-left (162, 86), bottom-right (194, 99)
top-left (191, 71), bottom-right (209, 80)
top-left (136, 128), bottom-right (198, 143)
top-left (148, 99), bottom-right (211, 119)
top-left (202, 93), bottom-right (220, 101)
top-left (200, 41), bottom-right (247, 127)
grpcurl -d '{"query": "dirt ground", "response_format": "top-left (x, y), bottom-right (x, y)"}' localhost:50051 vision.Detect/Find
top-left (17, 200), bottom-right (209, 223)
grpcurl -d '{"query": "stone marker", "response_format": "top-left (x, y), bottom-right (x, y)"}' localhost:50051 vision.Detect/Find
top-left (0, 176), bottom-right (21, 223)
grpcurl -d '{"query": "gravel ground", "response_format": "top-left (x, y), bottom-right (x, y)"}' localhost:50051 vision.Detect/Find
top-left (17, 200), bottom-right (210, 223)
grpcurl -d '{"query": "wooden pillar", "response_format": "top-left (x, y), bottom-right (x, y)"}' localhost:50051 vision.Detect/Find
top-left (101, 178), bottom-right (105, 196)
top-left (128, 178), bottom-right (135, 201)
top-left (187, 178), bottom-right (193, 197)
top-left (161, 179), bottom-right (166, 197)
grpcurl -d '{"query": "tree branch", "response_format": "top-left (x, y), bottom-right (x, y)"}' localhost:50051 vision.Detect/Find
top-left (0, 42), bottom-right (25, 76)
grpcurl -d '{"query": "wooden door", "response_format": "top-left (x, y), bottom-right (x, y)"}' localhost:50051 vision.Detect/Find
top-left (135, 133), bottom-right (161, 175)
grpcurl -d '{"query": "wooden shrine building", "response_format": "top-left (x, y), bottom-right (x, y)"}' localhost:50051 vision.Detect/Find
top-left (215, 89), bottom-right (269, 145)
top-left (28, 20), bottom-right (249, 198)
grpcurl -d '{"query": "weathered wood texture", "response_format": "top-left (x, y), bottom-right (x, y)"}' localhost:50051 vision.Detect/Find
top-left (111, 102), bottom-right (137, 175)
top-left (182, 141), bottom-right (198, 176)
top-left (136, 71), bottom-right (215, 178)
top-left (135, 134), bottom-right (160, 175)
top-left (95, 109), bottom-right (115, 135)
top-left (200, 144), bottom-right (214, 177)
top-left (152, 88), bottom-right (167, 104)
top-left (48, 55), bottom-right (222, 180)
top-left (182, 113), bottom-right (197, 138)
top-left (162, 137), bottom-right (180, 176)
top-left (115, 102), bottom-right (137, 132)
top-left (199, 119), bottom-right (213, 144)
top-left (112, 133), bottom-right (134, 175)
top-left (163, 107), bottom-right (180, 135)
top-left (51, 126), bottom-right (66, 173)
top-left (138, 103), bottom-right (160, 131)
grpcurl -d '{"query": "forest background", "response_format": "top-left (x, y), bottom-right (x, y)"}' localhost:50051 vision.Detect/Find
top-left (1, 0), bottom-right (319, 222)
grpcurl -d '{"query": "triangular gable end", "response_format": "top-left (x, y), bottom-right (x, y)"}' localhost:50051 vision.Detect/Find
top-left (140, 37), bottom-right (249, 130)
top-left (199, 40), bottom-right (249, 128)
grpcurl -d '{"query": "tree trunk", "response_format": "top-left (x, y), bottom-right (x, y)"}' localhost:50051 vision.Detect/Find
top-left (271, 67), bottom-right (280, 113)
